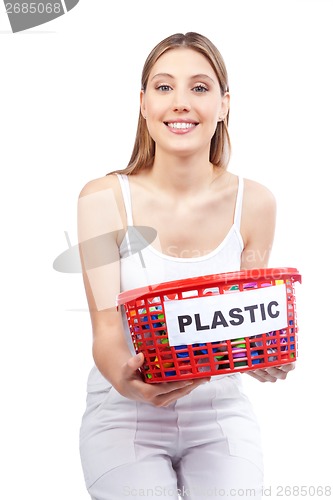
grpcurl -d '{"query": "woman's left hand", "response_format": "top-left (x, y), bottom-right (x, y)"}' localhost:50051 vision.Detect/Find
top-left (246, 363), bottom-right (295, 383)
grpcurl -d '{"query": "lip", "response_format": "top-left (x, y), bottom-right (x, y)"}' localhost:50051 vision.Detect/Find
top-left (164, 120), bottom-right (199, 134)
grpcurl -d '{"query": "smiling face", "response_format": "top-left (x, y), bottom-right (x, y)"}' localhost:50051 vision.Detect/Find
top-left (140, 48), bottom-right (230, 161)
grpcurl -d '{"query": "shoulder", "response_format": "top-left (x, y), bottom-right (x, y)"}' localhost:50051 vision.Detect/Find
top-left (242, 177), bottom-right (276, 214)
top-left (77, 173), bottom-right (127, 231)
top-left (78, 173), bottom-right (120, 199)
top-left (240, 177), bottom-right (276, 245)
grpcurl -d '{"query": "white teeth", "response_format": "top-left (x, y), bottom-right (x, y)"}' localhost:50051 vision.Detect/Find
top-left (168, 122), bottom-right (195, 129)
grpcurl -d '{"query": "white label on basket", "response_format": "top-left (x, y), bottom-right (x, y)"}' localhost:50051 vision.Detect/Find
top-left (164, 284), bottom-right (287, 346)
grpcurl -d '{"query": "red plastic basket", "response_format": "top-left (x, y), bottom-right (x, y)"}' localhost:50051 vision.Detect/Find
top-left (117, 267), bottom-right (301, 383)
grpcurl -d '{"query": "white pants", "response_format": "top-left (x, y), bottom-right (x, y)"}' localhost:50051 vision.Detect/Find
top-left (79, 375), bottom-right (264, 500)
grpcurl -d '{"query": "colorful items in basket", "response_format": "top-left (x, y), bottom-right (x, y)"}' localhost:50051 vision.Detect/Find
top-left (252, 323), bottom-right (295, 362)
top-left (132, 304), bottom-right (296, 379)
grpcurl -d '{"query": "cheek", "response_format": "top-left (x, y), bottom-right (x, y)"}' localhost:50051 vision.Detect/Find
top-left (203, 100), bottom-right (221, 122)
top-left (145, 107), bottom-right (164, 141)
top-left (144, 94), bottom-right (167, 119)
top-left (145, 98), bottom-right (169, 140)
top-left (145, 121), bottom-right (158, 142)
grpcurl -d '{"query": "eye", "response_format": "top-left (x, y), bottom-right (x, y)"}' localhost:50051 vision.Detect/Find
top-left (156, 84), bottom-right (172, 92)
top-left (193, 84), bottom-right (208, 93)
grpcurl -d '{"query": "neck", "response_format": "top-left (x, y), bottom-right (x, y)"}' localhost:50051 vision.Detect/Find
top-left (149, 151), bottom-right (218, 194)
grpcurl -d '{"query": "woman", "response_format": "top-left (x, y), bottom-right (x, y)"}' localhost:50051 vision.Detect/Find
top-left (78, 32), bottom-right (294, 500)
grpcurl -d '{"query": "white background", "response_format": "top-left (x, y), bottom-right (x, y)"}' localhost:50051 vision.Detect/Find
top-left (1, 1), bottom-right (332, 498)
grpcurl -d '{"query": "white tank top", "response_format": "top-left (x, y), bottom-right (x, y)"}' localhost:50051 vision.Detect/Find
top-left (117, 173), bottom-right (244, 290)
top-left (86, 173), bottom-right (245, 391)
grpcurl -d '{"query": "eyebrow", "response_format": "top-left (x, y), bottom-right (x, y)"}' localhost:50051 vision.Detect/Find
top-left (151, 73), bottom-right (216, 84)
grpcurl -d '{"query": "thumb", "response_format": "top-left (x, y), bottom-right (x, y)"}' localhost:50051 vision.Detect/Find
top-left (126, 352), bottom-right (145, 373)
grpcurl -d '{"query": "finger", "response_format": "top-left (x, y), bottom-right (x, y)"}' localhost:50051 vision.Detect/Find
top-left (154, 379), bottom-right (201, 396)
top-left (249, 369), bottom-right (278, 383)
top-left (265, 365), bottom-right (294, 380)
top-left (253, 368), bottom-right (286, 382)
top-left (267, 368), bottom-right (287, 380)
top-left (247, 371), bottom-right (267, 382)
top-left (155, 380), bottom-right (195, 396)
top-left (138, 378), bottom-right (195, 405)
top-left (152, 378), bottom-right (211, 407)
top-left (154, 383), bottom-right (201, 407)
top-left (153, 377), bottom-right (209, 396)
top-left (247, 361), bottom-right (296, 383)
top-left (124, 352), bottom-right (145, 376)
top-left (279, 362), bottom-right (296, 373)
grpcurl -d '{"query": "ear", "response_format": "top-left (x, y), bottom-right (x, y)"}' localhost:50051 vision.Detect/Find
top-left (218, 92), bottom-right (230, 121)
top-left (140, 90), bottom-right (146, 119)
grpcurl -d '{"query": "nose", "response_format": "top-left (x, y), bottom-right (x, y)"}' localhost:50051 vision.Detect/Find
top-left (172, 88), bottom-right (191, 112)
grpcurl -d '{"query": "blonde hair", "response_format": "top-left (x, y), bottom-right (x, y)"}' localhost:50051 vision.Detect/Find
top-left (109, 32), bottom-right (231, 176)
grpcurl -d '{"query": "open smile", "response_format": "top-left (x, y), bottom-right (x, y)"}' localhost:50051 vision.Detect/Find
top-left (164, 121), bottom-right (198, 133)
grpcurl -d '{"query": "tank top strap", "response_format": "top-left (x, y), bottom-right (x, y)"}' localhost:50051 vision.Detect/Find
top-left (115, 173), bottom-right (133, 226)
top-left (233, 176), bottom-right (244, 230)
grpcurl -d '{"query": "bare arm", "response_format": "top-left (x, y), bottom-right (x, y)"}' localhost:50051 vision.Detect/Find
top-left (78, 175), bottom-right (208, 406)
top-left (240, 179), bottom-right (295, 382)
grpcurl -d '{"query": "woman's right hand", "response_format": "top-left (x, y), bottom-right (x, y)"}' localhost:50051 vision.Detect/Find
top-left (116, 352), bottom-right (210, 407)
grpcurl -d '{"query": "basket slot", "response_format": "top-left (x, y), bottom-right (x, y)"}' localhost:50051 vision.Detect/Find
top-left (181, 289), bottom-right (199, 298)
top-left (203, 286), bottom-right (220, 295)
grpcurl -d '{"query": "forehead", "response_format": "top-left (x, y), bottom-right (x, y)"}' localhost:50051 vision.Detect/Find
top-left (149, 48), bottom-right (217, 81)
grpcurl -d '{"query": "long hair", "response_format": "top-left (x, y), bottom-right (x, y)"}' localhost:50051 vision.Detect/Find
top-left (108, 32), bottom-right (231, 176)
